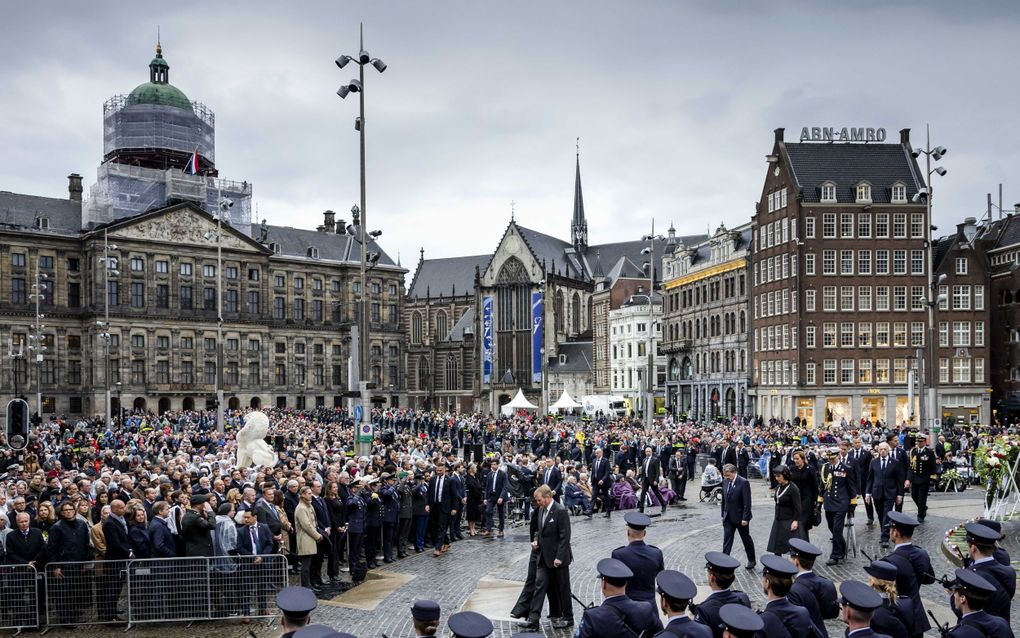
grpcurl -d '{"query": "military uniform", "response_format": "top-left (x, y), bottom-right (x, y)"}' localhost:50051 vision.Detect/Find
top-left (906, 444), bottom-right (936, 522)
top-left (694, 552), bottom-right (751, 638)
top-left (574, 595), bottom-right (663, 638)
top-left (839, 580), bottom-right (893, 638)
top-left (819, 452), bottom-right (857, 564)
top-left (787, 539), bottom-right (837, 636)
top-left (758, 555), bottom-right (817, 638)
top-left (345, 485), bottom-right (367, 582)
top-left (612, 513), bottom-right (665, 608)
top-left (947, 569), bottom-right (1013, 638)
top-left (958, 523), bottom-right (1015, 624)
top-left (655, 570), bottom-right (711, 638)
top-left (864, 560), bottom-right (914, 638)
top-left (881, 513), bottom-right (933, 638)
top-left (276, 586), bottom-right (317, 638)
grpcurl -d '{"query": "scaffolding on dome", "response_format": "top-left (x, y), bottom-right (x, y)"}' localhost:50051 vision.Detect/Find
top-left (103, 95), bottom-right (215, 164)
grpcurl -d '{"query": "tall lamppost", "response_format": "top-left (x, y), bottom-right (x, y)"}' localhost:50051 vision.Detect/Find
top-left (336, 24), bottom-right (386, 454)
top-left (27, 266), bottom-right (48, 419)
top-left (911, 125), bottom-right (947, 434)
top-left (97, 229), bottom-right (120, 427)
top-left (203, 195), bottom-right (233, 433)
top-left (641, 226), bottom-right (664, 431)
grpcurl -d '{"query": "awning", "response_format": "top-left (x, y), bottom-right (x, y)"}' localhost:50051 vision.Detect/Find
top-left (550, 390), bottom-right (582, 412)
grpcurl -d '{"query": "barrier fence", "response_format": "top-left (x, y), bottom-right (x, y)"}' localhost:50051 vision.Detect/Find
top-left (0, 564), bottom-right (40, 632)
top-left (3, 554), bottom-right (289, 630)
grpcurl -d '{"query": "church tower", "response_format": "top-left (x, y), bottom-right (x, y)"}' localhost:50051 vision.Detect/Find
top-left (571, 143), bottom-right (588, 252)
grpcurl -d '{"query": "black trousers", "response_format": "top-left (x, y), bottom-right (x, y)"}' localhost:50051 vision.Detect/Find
top-left (873, 497), bottom-right (894, 541)
top-left (721, 519), bottom-right (755, 562)
top-left (671, 475), bottom-right (687, 500)
top-left (311, 535), bottom-right (331, 583)
top-left (347, 532), bottom-right (365, 582)
top-left (511, 550), bottom-right (539, 618)
top-left (593, 481), bottom-right (613, 514)
top-left (382, 521), bottom-right (397, 561)
top-left (329, 530), bottom-right (344, 576)
top-left (397, 518), bottom-right (411, 554)
top-left (910, 481), bottom-right (930, 520)
top-left (365, 526), bottom-right (380, 565)
top-left (864, 496), bottom-right (875, 522)
top-left (825, 510), bottom-right (847, 559)
top-left (529, 562), bottom-right (571, 622)
top-left (639, 478), bottom-right (665, 511)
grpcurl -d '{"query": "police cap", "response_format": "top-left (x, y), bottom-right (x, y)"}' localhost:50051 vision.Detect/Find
top-left (293, 625), bottom-right (358, 638)
top-left (705, 551), bottom-right (740, 573)
top-left (719, 603), bottom-right (764, 638)
top-left (597, 557), bottom-right (634, 586)
top-left (949, 568), bottom-right (997, 595)
top-left (447, 611), bottom-right (493, 638)
top-left (411, 599), bottom-right (441, 621)
top-left (964, 522), bottom-right (1000, 546)
top-left (760, 554), bottom-right (798, 577)
top-left (863, 560), bottom-right (898, 582)
top-left (656, 570), bottom-right (698, 601)
top-left (976, 518), bottom-right (1002, 536)
top-left (788, 538), bottom-right (822, 559)
top-left (624, 512), bottom-right (652, 531)
top-left (840, 579), bottom-right (883, 612)
top-left (886, 511), bottom-right (919, 533)
top-left (276, 586), bottom-right (317, 621)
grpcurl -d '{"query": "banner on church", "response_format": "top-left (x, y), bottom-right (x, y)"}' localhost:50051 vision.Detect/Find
top-left (482, 296), bottom-right (493, 383)
top-left (531, 291), bottom-right (543, 383)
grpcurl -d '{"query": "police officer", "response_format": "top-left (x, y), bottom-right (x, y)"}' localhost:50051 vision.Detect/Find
top-left (574, 558), bottom-right (664, 638)
top-left (958, 522), bottom-right (1015, 624)
top-left (293, 625), bottom-right (357, 638)
top-left (788, 539), bottom-right (838, 623)
top-left (379, 473), bottom-right (400, 563)
top-left (945, 569), bottom-right (1013, 638)
top-left (864, 560), bottom-right (914, 638)
top-left (758, 554), bottom-right (817, 638)
top-left (448, 610), bottom-right (494, 638)
top-left (785, 540), bottom-right (829, 637)
top-left (276, 586), bottom-right (318, 638)
top-left (612, 512), bottom-right (665, 610)
top-left (718, 604), bottom-right (764, 638)
top-left (966, 519), bottom-right (1011, 568)
top-left (410, 599), bottom-right (441, 638)
top-left (694, 552), bottom-right (752, 638)
top-left (819, 447), bottom-right (857, 565)
top-left (906, 435), bottom-right (936, 522)
top-left (655, 570), bottom-right (711, 638)
top-left (838, 580), bottom-right (892, 638)
top-left (881, 512), bottom-right (933, 638)
top-left (345, 478), bottom-right (367, 583)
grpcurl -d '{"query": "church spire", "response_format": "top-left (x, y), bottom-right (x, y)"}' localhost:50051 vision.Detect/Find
top-left (571, 137), bottom-right (588, 252)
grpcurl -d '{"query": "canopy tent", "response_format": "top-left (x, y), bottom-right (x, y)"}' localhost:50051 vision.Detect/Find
top-left (500, 389), bottom-right (539, 416)
top-left (550, 389), bottom-right (582, 413)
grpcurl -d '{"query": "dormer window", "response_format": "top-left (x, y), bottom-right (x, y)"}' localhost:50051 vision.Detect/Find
top-left (35, 217), bottom-right (50, 230)
top-left (891, 182), bottom-right (907, 203)
top-left (307, 247), bottom-right (319, 259)
top-left (821, 182), bottom-right (837, 203)
top-left (856, 182), bottom-right (872, 203)
top-left (269, 242), bottom-right (281, 255)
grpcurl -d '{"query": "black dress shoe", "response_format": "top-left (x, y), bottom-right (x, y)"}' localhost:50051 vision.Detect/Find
top-left (517, 620), bottom-right (540, 631)
top-left (397, 553), bottom-right (408, 559)
top-left (745, 561), bottom-right (756, 570)
top-left (825, 558), bottom-right (841, 566)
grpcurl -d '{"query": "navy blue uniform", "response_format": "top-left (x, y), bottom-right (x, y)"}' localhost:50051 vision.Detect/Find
top-left (966, 558), bottom-right (1015, 624)
top-left (380, 483), bottom-right (400, 562)
top-left (656, 615), bottom-right (712, 638)
top-left (794, 571), bottom-right (839, 620)
top-left (842, 629), bottom-right (892, 638)
top-left (949, 611), bottom-right (1013, 638)
top-left (787, 579), bottom-right (826, 637)
top-left (760, 598), bottom-right (816, 638)
top-left (871, 598), bottom-right (913, 638)
top-left (694, 589), bottom-right (752, 638)
top-left (611, 540), bottom-right (665, 605)
top-left (883, 543), bottom-right (933, 637)
top-left (574, 594), bottom-right (663, 638)
top-left (345, 492), bottom-right (367, 579)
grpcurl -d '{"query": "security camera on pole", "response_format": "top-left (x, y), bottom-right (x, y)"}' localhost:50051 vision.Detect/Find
top-left (336, 24), bottom-right (386, 457)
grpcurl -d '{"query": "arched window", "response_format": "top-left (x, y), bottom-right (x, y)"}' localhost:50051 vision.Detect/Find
top-left (571, 292), bottom-right (581, 334)
top-left (739, 311), bottom-right (746, 333)
top-left (417, 356), bottom-right (429, 391)
top-left (435, 310), bottom-right (449, 342)
top-left (555, 291), bottom-right (565, 333)
top-left (411, 311), bottom-right (423, 345)
top-left (445, 354), bottom-right (459, 391)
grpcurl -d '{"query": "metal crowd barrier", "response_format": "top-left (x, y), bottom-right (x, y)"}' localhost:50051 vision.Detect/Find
top-left (0, 563), bottom-right (40, 633)
top-left (39, 554), bottom-right (289, 629)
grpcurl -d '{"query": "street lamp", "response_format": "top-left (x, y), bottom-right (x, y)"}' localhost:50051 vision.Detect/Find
top-left (203, 195), bottom-right (233, 433)
top-left (27, 267), bottom-right (49, 419)
top-left (911, 125), bottom-right (948, 434)
top-left (640, 225), bottom-right (664, 431)
top-left (98, 230), bottom-right (119, 427)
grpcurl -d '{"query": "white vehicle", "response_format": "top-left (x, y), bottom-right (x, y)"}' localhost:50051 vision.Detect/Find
top-left (581, 395), bottom-right (627, 418)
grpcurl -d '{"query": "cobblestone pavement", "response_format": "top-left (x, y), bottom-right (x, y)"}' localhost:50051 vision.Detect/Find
top-left (39, 483), bottom-right (1016, 638)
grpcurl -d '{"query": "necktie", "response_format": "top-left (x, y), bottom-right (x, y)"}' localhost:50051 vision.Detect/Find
top-left (646, 459), bottom-right (650, 475)
top-left (250, 526), bottom-right (257, 555)
top-left (882, 459), bottom-right (886, 472)
top-left (492, 473), bottom-right (497, 491)
top-left (438, 477), bottom-right (444, 502)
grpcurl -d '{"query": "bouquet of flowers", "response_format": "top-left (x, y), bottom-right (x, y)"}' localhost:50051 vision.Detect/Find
top-left (976, 437), bottom-right (1020, 508)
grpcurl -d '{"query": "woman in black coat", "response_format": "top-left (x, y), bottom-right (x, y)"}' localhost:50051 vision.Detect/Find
top-left (465, 463), bottom-right (484, 536)
top-left (789, 449), bottom-right (819, 542)
top-left (766, 464), bottom-right (801, 555)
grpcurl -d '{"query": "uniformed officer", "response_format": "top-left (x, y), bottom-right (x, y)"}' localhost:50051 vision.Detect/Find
top-left (574, 558), bottom-right (664, 638)
top-left (945, 569), bottom-right (1013, 638)
top-left (655, 570), bottom-right (711, 638)
top-left (612, 512), bottom-right (665, 610)
top-left (881, 512), bottom-right (933, 638)
top-left (863, 560), bottom-right (913, 638)
top-left (819, 447), bottom-right (857, 565)
top-left (276, 586), bottom-right (318, 638)
top-left (345, 478), bottom-right (368, 583)
top-left (379, 472), bottom-right (401, 563)
top-left (694, 552), bottom-right (752, 638)
top-left (838, 580), bottom-right (892, 638)
top-left (411, 599), bottom-right (441, 637)
top-left (718, 603), bottom-right (763, 638)
top-left (786, 539), bottom-right (833, 637)
top-left (448, 610), bottom-right (494, 638)
top-left (905, 435), bottom-right (936, 522)
top-left (758, 554), bottom-right (817, 638)
top-left (966, 519), bottom-right (1011, 567)
top-left (957, 522), bottom-right (1015, 624)
top-left (292, 625), bottom-right (358, 638)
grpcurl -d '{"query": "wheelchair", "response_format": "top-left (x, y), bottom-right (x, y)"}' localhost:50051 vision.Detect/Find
top-left (699, 482), bottom-right (723, 504)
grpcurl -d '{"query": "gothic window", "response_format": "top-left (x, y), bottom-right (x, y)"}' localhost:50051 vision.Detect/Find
top-left (417, 356), bottom-right (429, 392)
top-left (571, 292), bottom-right (581, 334)
top-left (445, 354), bottom-right (459, 391)
top-left (436, 310), bottom-right (448, 342)
top-left (495, 256), bottom-right (532, 384)
top-left (555, 291), bottom-right (565, 333)
top-left (411, 311), bottom-right (423, 345)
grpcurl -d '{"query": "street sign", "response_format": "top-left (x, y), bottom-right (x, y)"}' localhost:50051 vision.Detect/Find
top-left (358, 422), bottom-right (373, 443)
top-left (354, 405), bottom-right (363, 422)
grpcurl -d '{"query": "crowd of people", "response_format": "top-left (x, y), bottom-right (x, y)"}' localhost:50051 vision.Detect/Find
top-left (0, 405), bottom-right (1016, 636)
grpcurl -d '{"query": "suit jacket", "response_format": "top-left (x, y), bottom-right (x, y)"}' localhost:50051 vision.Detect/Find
top-left (427, 475), bottom-right (456, 514)
top-left (236, 522), bottom-right (275, 556)
top-left (848, 447), bottom-right (872, 493)
top-left (148, 516), bottom-right (177, 558)
top-left (103, 516), bottom-right (132, 560)
top-left (591, 456), bottom-right (613, 486)
top-left (720, 475), bottom-right (752, 524)
top-left (534, 501), bottom-right (572, 568)
top-left (254, 497), bottom-right (283, 535)
top-left (541, 466), bottom-right (563, 495)
top-left (866, 457), bottom-right (905, 501)
top-left (5, 528), bottom-right (46, 565)
top-left (311, 495), bottom-right (331, 534)
top-left (639, 456), bottom-right (661, 483)
top-left (484, 469), bottom-right (509, 502)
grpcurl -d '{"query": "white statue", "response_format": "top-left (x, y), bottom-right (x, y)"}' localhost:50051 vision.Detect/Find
top-left (235, 411), bottom-right (277, 469)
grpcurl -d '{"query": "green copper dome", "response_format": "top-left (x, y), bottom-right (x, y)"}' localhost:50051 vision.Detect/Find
top-left (125, 42), bottom-right (193, 112)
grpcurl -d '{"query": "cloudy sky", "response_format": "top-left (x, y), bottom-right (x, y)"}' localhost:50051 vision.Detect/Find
top-left (3, 2), bottom-right (1019, 267)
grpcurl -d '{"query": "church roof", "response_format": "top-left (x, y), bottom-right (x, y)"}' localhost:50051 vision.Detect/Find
top-left (448, 307), bottom-right (475, 342)
top-left (408, 254), bottom-right (490, 299)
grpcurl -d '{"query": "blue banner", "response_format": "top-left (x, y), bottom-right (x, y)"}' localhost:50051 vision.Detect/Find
top-left (532, 291), bottom-right (543, 383)
top-left (482, 296), bottom-right (493, 383)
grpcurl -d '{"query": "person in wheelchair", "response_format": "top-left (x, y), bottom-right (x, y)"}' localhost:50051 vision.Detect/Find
top-left (564, 476), bottom-right (592, 517)
top-left (700, 459), bottom-right (723, 502)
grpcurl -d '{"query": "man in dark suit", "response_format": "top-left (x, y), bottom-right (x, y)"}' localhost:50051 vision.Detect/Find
top-left (721, 442), bottom-right (737, 469)
top-left (5, 512), bottom-right (45, 565)
top-left (735, 441), bottom-right (750, 479)
top-left (614, 444), bottom-right (632, 477)
top-left (886, 433), bottom-right (908, 512)
top-left (590, 447), bottom-right (614, 517)
top-left (5, 512), bottom-right (45, 628)
top-left (521, 485), bottom-right (573, 631)
top-left (639, 446), bottom-right (666, 514)
top-left (719, 464), bottom-right (755, 569)
top-left (483, 459), bottom-right (509, 536)
top-left (236, 508), bottom-right (275, 616)
top-left (100, 499), bottom-right (132, 622)
top-left (848, 436), bottom-right (873, 524)
top-left (669, 448), bottom-right (688, 502)
top-left (540, 459), bottom-right (563, 501)
top-left (426, 463), bottom-right (456, 557)
top-left (309, 480), bottom-right (332, 586)
top-left (865, 442), bottom-right (904, 546)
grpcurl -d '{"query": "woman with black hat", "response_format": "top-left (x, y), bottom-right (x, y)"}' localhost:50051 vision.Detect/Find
top-left (767, 464), bottom-right (801, 555)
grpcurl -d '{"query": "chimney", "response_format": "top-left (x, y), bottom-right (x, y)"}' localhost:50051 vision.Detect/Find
top-left (774, 128), bottom-right (785, 143)
top-left (961, 216), bottom-right (977, 242)
top-left (335, 218), bottom-right (345, 234)
top-left (316, 225), bottom-right (326, 233)
top-left (67, 173), bottom-right (83, 202)
top-left (899, 128), bottom-right (911, 145)
top-left (323, 210), bottom-right (336, 233)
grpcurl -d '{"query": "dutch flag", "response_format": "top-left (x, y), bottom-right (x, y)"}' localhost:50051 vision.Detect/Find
top-left (184, 148), bottom-right (199, 175)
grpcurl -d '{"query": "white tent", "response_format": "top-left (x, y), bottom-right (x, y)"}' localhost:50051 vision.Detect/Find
top-left (501, 389), bottom-right (539, 415)
top-left (550, 389), bottom-right (582, 413)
